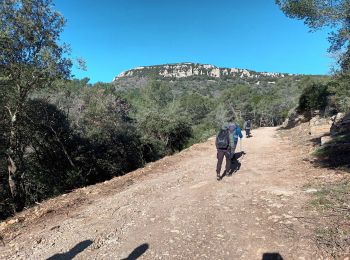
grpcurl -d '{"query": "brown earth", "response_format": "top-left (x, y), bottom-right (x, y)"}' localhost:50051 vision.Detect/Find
top-left (0, 127), bottom-right (341, 259)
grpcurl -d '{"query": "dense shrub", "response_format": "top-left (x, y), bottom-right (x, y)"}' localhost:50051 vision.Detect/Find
top-left (0, 92), bottom-right (149, 218)
top-left (139, 112), bottom-right (193, 153)
top-left (328, 75), bottom-right (350, 113)
top-left (298, 83), bottom-right (330, 113)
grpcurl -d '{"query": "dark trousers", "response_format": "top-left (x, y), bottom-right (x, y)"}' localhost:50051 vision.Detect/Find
top-left (216, 149), bottom-right (230, 175)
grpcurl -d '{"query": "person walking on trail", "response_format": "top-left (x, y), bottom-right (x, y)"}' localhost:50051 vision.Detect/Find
top-left (244, 119), bottom-right (252, 138)
top-left (215, 123), bottom-right (243, 180)
top-left (229, 123), bottom-right (243, 156)
top-left (215, 124), bottom-right (230, 181)
top-left (227, 123), bottom-right (243, 177)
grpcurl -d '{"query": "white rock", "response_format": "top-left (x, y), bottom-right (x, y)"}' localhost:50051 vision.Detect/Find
top-left (305, 188), bottom-right (318, 193)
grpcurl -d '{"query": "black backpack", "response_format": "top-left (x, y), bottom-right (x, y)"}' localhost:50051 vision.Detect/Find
top-left (216, 129), bottom-right (229, 149)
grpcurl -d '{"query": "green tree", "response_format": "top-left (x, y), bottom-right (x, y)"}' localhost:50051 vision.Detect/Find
top-left (276, 0), bottom-right (350, 72)
top-left (142, 81), bottom-right (174, 109)
top-left (139, 112), bottom-right (193, 153)
top-left (0, 0), bottom-right (72, 210)
top-left (178, 93), bottom-right (213, 124)
top-left (298, 83), bottom-right (330, 113)
top-left (328, 75), bottom-right (350, 112)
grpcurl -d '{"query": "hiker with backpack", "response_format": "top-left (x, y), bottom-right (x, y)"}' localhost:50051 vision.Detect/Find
top-left (215, 123), bottom-right (243, 180)
top-left (243, 119), bottom-right (252, 138)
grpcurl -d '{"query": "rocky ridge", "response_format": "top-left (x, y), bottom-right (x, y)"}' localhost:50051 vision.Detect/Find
top-left (113, 62), bottom-right (292, 81)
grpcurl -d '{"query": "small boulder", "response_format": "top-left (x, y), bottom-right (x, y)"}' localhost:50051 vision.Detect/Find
top-left (309, 116), bottom-right (332, 138)
top-left (282, 109), bottom-right (308, 128)
top-left (321, 136), bottom-right (332, 146)
top-left (330, 112), bottom-right (350, 136)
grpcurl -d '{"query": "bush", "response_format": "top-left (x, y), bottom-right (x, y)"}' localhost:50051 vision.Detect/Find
top-left (298, 83), bottom-right (330, 113)
top-left (139, 112), bottom-right (193, 153)
top-left (328, 75), bottom-right (350, 113)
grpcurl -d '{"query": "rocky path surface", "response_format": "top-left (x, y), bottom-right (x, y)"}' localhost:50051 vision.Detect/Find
top-left (0, 127), bottom-right (322, 259)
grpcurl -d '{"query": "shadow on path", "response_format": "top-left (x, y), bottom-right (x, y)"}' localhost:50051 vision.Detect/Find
top-left (225, 151), bottom-right (245, 177)
top-left (262, 252), bottom-right (284, 260)
top-left (121, 243), bottom-right (149, 260)
top-left (47, 240), bottom-right (93, 260)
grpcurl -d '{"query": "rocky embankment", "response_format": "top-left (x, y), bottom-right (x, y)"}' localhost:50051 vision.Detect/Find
top-left (282, 109), bottom-right (350, 147)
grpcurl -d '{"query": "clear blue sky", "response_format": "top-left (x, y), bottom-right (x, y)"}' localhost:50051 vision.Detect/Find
top-left (54, 0), bottom-right (332, 83)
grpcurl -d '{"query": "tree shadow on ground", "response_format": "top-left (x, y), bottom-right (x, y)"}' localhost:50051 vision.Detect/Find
top-left (121, 243), bottom-right (149, 260)
top-left (46, 240), bottom-right (93, 260)
top-left (262, 252), bottom-right (283, 260)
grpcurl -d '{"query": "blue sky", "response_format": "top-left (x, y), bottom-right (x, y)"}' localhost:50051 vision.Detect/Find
top-left (54, 0), bottom-right (332, 83)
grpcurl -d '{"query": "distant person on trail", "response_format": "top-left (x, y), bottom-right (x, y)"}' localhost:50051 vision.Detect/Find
top-left (229, 123), bottom-right (243, 156)
top-left (215, 123), bottom-right (243, 180)
top-left (243, 119), bottom-right (252, 138)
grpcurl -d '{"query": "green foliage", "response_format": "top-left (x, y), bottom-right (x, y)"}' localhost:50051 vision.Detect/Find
top-left (0, 0), bottom-right (72, 93)
top-left (328, 75), bottom-right (350, 112)
top-left (177, 93), bottom-right (214, 124)
top-left (142, 81), bottom-right (174, 109)
top-left (298, 83), bottom-right (330, 113)
top-left (0, 0), bottom-right (72, 212)
top-left (139, 112), bottom-right (193, 153)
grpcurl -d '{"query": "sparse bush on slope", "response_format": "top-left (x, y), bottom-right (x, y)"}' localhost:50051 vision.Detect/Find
top-left (298, 83), bottom-right (330, 114)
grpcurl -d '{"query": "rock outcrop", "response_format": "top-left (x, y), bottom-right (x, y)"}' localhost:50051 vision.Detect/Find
top-left (113, 62), bottom-right (291, 81)
top-left (281, 108), bottom-right (308, 129)
top-left (330, 112), bottom-right (350, 136)
top-left (309, 115), bottom-right (332, 138)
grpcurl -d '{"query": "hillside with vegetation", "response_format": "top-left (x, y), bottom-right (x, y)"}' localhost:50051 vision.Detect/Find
top-left (0, 62), bottom-right (327, 220)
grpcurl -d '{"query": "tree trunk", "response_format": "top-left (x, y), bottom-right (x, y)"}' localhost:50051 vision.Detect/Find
top-left (50, 127), bottom-right (76, 168)
top-left (6, 106), bottom-right (24, 212)
top-left (7, 156), bottom-right (17, 199)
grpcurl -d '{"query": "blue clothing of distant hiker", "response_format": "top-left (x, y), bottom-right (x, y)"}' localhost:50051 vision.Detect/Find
top-left (228, 123), bottom-right (243, 154)
top-left (234, 125), bottom-right (243, 145)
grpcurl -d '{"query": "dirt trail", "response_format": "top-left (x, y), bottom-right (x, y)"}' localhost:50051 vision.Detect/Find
top-left (0, 127), bottom-right (323, 259)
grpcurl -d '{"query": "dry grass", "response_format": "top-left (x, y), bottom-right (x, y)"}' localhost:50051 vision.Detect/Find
top-left (278, 123), bottom-right (350, 258)
top-left (309, 178), bottom-right (350, 257)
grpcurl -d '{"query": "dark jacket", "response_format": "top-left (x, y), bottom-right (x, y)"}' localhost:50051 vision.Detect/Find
top-left (244, 121), bottom-right (252, 130)
top-left (216, 129), bottom-right (230, 150)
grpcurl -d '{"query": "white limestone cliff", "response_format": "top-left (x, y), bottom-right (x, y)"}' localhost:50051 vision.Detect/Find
top-left (113, 63), bottom-right (289, 81)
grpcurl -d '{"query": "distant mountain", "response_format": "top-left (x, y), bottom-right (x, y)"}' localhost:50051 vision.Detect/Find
top-left (113, 62), bottom-right (292, 81)
top-left (110, 62), bottom-right (318, 97)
